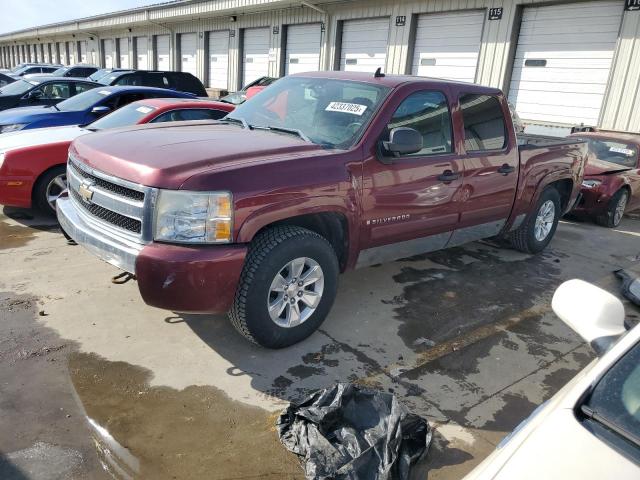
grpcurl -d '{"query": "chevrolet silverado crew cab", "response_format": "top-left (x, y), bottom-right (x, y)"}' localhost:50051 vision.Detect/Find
top-left (57, 71), bottom-right (587, 348)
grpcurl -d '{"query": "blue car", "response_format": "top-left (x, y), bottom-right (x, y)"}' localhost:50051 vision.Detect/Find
top-left (0, 86), bottom-right (196, 134)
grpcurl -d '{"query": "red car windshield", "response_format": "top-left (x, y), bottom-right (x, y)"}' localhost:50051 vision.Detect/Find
top-left (581, 138), bottom-right (639, 168)
top-left (228, 76), bottom-right (390, 149)
top-left (87, 102), bottom-right (157, 130)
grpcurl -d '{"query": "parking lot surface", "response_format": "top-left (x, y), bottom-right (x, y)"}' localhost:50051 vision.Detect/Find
top-left (1, 206), bottom-right (639, 480)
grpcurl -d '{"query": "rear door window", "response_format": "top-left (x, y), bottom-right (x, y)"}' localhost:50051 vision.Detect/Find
top-left (142, 73), bottom-right (169, 89)
top-left (41, 82), bottom-right (72, 99)
top-left (460, 94), bottom-right (507, 152)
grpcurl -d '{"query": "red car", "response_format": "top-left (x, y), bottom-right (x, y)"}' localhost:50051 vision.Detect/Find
top-left (0, 98), bottom-right (234, 213)
top-left (570, 131), bottom-right (640, 227)
top-left (57, 71), bottom-right (587, 347)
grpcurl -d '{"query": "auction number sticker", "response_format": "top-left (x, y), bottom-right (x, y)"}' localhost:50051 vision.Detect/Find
top-left (98, 90), bottom-right (111, 95)
top-left (325, 102), bottom-right (367, 116)
top-left (136, 106), bottom-right (154, 114)
top-left (609, 147), bottom-right (635, 156)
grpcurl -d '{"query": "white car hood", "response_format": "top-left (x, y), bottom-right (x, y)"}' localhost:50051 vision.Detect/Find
top-left (0, 125), bottom-right (87, 153)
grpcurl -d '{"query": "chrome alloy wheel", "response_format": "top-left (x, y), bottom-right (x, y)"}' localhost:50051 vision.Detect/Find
top-left (534, 199), bottom-right (556, 242)
top-left (46, 173), bottom-right (67, 211)
top-left (267, 257), bottom-right (324, 328)
top-left (614, 192), bottom-right (628, 226)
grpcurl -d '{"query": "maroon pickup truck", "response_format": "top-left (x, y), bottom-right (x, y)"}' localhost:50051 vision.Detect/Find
top-left (57, 71), bottom-right (587, 348)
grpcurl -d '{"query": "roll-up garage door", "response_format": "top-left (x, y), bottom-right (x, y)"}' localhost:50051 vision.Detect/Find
top-left (180, 33), bottom-right (197, 77)
top-left (508, 0), bottom-right (623, 128)
top-left (155, 35), bottom-right (170, 71)
top-left (285, 23), bottom-right (322, 75)
top-left (103, 39), bottom-right (114, 68)
top-left (67, 42), bottom-right (76, 64)
top-left (340, 18), bottom-right (389, 72)
top-left (135, 37), bottom-right (148, 70)
top-left (58, 42), bottom-right (66, 65)
top-left (79, 41), bottom-right (87, 63)
top-left (208, 31), bottom-right (229, 89)
top-left (411, 11), bottom-right (485, 83)
top-left (242, 27), bottom-right (270, 86)
top-left (118, 38), bottom-right (130, 68)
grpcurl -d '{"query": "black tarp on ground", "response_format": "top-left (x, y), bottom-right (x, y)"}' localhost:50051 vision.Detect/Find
top-left (277, 383), bottom-right (432, 480)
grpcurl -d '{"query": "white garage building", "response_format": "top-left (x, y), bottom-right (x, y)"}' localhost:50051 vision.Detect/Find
top-left (0, 0), bottom-right (639, 133)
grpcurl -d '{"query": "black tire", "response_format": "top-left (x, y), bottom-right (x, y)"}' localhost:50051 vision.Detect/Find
top-left (33, 166), bottom-right (67, 215)
top-left (509, 187), bottom-right (561, 254)
top-left (596, 189), bottom-right (629, 228)
top-left (229, 226), bottom-right (339, 348)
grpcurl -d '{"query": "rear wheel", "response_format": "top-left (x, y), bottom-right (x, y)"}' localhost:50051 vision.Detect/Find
top-left (509, 187), bottom-right (561, 254)
top-left (596, 189), bottom-right (628, 228)
top-left (229, 226), bottom-right (339, 348)
top-left (33, 166), bottom-right (67, 215)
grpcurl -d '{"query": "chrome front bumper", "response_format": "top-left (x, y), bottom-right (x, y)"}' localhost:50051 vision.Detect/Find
top-left (57, 195), bottom-right (143, 274)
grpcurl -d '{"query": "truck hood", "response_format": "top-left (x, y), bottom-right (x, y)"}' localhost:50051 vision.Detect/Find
top-left (585, 157), bottom-right (633, 176)
top-left (0, 125), bottom-right (87, 153)
top-left (71, 122), bottom-right (329, 189)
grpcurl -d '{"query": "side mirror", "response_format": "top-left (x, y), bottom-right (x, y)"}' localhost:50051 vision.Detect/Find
top-left (382, 127), bottom-right (423, 157)
top-left (26, 90), bottom-right (43, 101)
top-left (552, 279), bottom-right (626, 355)
top-left (91, 106), bottom-right (111, 116)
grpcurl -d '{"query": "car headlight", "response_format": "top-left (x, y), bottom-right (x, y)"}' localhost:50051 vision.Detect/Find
top-left (582, 179), bottom-right (602, 189)
top-left (154, 190), bottom-right (233, 244)
top-left (0, 124), bottom-right (27, 134)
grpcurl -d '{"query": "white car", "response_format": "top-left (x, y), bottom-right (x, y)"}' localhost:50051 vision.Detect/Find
top-left (464, 279), bottom-right (640, 480)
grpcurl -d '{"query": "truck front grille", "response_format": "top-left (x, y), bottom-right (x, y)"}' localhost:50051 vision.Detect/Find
top-left (67, 155), bottom-right (153, 243)
top-left (70, 188), bottom-right (142, 234)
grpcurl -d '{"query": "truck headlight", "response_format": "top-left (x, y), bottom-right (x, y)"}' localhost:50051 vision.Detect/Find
top-left (154, 190), bottom-right (232, 243)
top-left (0, 124), bottom-right (27, 133)
top-left (582, 179), bottom-right (602, 189)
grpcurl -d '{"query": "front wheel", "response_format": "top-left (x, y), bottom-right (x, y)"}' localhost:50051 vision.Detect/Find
top-left (33, 166), bottom-right (67, 215)
top-left (596, 189), bottom-right (628, 228)
top-left (229, 226), bottom-right (339, 348)
top-left (509, 187), bottom-right (561, 254)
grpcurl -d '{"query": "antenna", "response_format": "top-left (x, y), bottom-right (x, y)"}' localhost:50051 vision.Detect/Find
top-left (374, 67), bottom-right (385, 78)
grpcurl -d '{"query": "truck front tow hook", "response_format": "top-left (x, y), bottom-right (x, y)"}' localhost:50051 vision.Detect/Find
top-left (111, 272), bottom-right (136, 284)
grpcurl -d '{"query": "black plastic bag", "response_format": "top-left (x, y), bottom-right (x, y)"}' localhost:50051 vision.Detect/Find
top-left (277, 383), bottom-right (432, 480)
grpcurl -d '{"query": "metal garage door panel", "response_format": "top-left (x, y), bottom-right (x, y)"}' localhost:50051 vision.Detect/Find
top-left (508, 0), bottom-right (623, 126)
top-left (136, 37), bottom-right (148, 70)
top-left (208, 31), bottom-right (229, 89)
top-left (412, 11), bottom-right (484, 83)
top-left (58, 42), bottom-right (66, 65)
top-left (243, 27), bottom-right (270, 86)
top-left (68, 42), bottom-right (75, 64)
top-left (118, 38), bottom-right (130, 69)
top-left (180, 33), bottom-right (197, 77)
top-left (285, 23), bottom-right (322, 75)
top-left (79, 41), bottom-right (87, 63)
top-left (156, 35), bottom-right (170, 71)
top-left (340, 18), bottom-right (389, 73)
top-left (104, 39), bottom-right (114, 68)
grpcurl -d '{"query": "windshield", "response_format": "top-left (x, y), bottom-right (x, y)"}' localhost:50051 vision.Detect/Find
top-left (0, 79), bottom-right (37, 95)
top-left (57, 88), bottom-right (111, 111)
top-left (89, 69), bottom-right (110, 81)
top-left (51, 67), bottom-right (70, 76)
top-left (583, 138), bottom-right (638, 168)
top-left (88, 102), bottom-right (157, 130)
top-left (229, 76), bottom-right (390, 149)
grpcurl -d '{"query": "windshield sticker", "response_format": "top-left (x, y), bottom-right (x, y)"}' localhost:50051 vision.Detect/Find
top-left (98, 90), bottom-right (111, 96)
top-left (325, 102), bottom-right (367, 116)
top-left (136, 106), bottom-right (154, 114)
top-left (609, 147), bottom-right (635, 156)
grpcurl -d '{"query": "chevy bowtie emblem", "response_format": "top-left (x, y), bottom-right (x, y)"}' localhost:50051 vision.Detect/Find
top-left (78, 180), bottom-right (94, 203)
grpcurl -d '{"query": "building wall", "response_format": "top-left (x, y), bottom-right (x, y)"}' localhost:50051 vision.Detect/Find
top-left (0, 0), bottom-right (638, 131)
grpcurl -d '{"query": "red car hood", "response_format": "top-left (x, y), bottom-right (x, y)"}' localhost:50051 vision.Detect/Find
top-left (70, 122), bottom-right (326, 189)
top-left (585, 157), bottom-right (633, 176)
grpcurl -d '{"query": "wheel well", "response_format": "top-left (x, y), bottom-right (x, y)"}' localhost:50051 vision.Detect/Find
top-left (255, 212), bottom-right (349, 271)
top-left (31, 164), bottom-right (66, 203)
top-left (548, 179), bottom-right (573, 210)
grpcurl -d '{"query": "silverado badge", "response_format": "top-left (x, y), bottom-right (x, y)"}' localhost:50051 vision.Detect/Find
top-left (78, 181), bottom-right (94, 203)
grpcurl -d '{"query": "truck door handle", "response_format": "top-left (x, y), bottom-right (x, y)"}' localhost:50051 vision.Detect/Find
top-left (438, 170), bottom-right (461, 183)
top-left (498, 164), bottom-right (515, 175)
